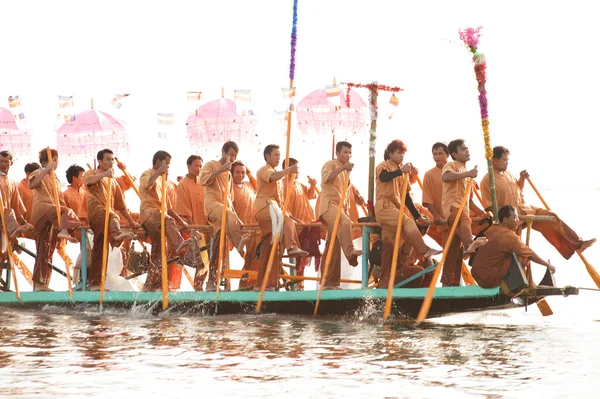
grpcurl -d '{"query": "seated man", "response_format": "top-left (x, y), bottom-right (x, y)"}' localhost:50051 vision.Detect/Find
top-left (471, 205), bottom-right (556, 288)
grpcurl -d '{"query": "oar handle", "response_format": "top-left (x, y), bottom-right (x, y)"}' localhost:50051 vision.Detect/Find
top-left (100, 176), bottom-right (112, 303)
top-left (160, 174), bottom-right (169, 310)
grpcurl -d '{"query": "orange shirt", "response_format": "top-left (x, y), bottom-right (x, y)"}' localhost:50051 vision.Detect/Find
top-left (0, 174), bottom-right (25, 221)
top-left (166, 180), bottom-right (177, 212)
top-left (199, 160), bottom-right (233, 209)
top-left (63, 185), bottom-right (86, 219)
top-left (441, 161), bottom-right (469, 219)
top-left (287, 180), bottom-right (316, 223)
top-left (139, 168), bottom-right (170, 224)
top-left (83, 170), bottom-right (126, 221)
top-left (375, 160), bottom-right (404, 215)
top-left (255, 164), bottom-right (282, 215)
top-left (318, 159), bottom-right (350, 217)
top-left (233, 181), bottom-right (257, 224)
top-left (17, 178), bottom-right (33, 223)
top-left (422, 165), bottom-right (444, 217)
top-left (471, 224), bottom-right (534, 288)
top-left (480, 170), bottom-right (533, 215)
top-left (28, 169), bottom-right (66, 226)
top-left (176, 175), bottom-right (207, 225)
top-left (347, 184), bottom-right (360, 223)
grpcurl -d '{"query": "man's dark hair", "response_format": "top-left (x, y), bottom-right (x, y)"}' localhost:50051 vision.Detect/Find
top-left (282, 157), bottom-right (298, 169)
top-left (38, 148), bottom-right (58, 164)
top-left (66, 164), bottom-right (85, 184)
top-left (448, 139), bottom-right (466, 160)
top-left (432, 142), bottom-right (449, 155)
top-left (222, 141), bottom-right (239, 154)
top-left (0, 150), bottom-right (13, 161)
top-left (186, 155), bottom-right (203, 166)
top-left (335, 141), bottom-right (352, 153)
top-left (263, 144), bottom-right (280, 161)
top-left (383, 140), bottom-right (408, 161)
top-left (97, 148), bottom-right (114, 162)
top-left (24, 162), bottom-right (41, 174)
top-left (152, 150), bottom-right (171, 165)
top-left (493, 146), bottom-right (510, 160)
top-left (498, 205), bottom-right (517, 223)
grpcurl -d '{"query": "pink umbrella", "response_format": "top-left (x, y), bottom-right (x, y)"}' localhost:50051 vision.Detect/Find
top-left (56, 109), bottom-right (128, 159)
top-left (186, 98), bottom-right (258, 155)
top-left (296, 88), bottom-right (369, 140)
top-left (0, 107), bottom-right (31, 158)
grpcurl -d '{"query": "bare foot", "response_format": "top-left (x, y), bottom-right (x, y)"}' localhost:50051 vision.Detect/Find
top-left (57, 229), bottom-right (78, 243)
top-left (114, 231), bottom-right (136, 241)
top-left (580, 238), bottom-right (596, 253)
top-left (423, 247), bottom-right (443, 258)
top-left (237, 234), bottom-right (250, 257)
top-left (288, 248), bottom-right (309, 257)
top-left (33, 283), bottom-right (53, 292)
top-left (347, 249), bottom-right (364, 267)
top-left (10, 223), bottom-right (35, 240)
top-left (467, 237), bottom-right (488, 254)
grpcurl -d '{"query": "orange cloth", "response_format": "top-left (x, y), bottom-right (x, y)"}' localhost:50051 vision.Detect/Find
top-left (255, 164), bottom-right (282, 215)
top-left (83, 170), bottom-right (126, 221)
top-left (441, 161), bottom-right (470, 220)
top-left (166, 180), bottom-right (177, 211)
top-left (233, 181), bottom-right (256, 224)
top-left (63, 185), bottom-right (87, 220)
top-left (0, 174), bottom-right (25, 220)
top-left (200, 160), bottom-right (233, 209)
top-left (318, 159), bottom-right (349, 217)
top-left (422, 166), bottom-right (444, 217)
top-left (347, 184), bottom-right (362, 240)
top-left (441, 206), bottom-right (472, 286)
top-left (139, 168), bottom-right (172, 224)
top-left (176, 175), bottom-right (207, 225)
top-left (28, 169), bottom-right (67, 227)
top-left (480, 170), bottom-right (530, 214)
top-left (17, 178), bottom-right (33, 223)
top-left (116, 175), bottom-right (134, 193)
top-left (374, 160), bottom-right (404, 215)
top-left (471, 224), bottom-right (534, 288)
top-left (286, 180), bottom-right (316, 223)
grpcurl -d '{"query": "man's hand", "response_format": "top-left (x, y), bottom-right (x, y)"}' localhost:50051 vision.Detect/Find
top-left (466, 165), bottom-right (478, 178)
top-left (547, 260), bottom-right (556, 274)
top-left (520, 170), bottom-right (530, 179)
top-left (130, 222), bottom-right (141, 230)
top-left (158, 161), bottom-right (169, 175)
top-left (410, 166), bottom-right (419, 176)
top-left (401, 163), bottom-right (413, 174)
top-left (344, 162), bottom-right (355, 171)
top-left (104, 168), bottom-right (115, 178)
top-left (47, 161), bottom-right (58, 172)
top-left (287, 164), bottom-right (299, 174)
top-left (467, 236), bottom-right (488, 254)
top-left (220, 159), bottom-right (232, 172)
top-left (356, 195), bottom-right (365, 205)
top-left (308, 176), bottom-right (317, 187)
top-left (433, 217), bottom-right (447, 226)
top-left (245, 166), bottom-right (252, 175)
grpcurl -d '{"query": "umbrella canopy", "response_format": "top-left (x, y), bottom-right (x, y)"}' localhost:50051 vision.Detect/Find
top-left (296, 89), bottom-right (369, 138)
top-left (56, 109), bottom-right (128, 159)
top-left (0, 107), bottom-right (31, 157)
top-left (186, 98), bottom-right (258, 155)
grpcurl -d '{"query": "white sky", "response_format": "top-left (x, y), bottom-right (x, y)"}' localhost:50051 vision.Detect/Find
top-left (1, 0), bottom-right (599, 192)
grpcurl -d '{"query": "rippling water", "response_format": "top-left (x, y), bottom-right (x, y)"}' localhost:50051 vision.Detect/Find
top-left (2, 291), bottom-right (600, 398)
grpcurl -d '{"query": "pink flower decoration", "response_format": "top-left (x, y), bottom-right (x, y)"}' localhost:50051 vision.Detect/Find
top-left (459, 26), bottom-right (483, 49)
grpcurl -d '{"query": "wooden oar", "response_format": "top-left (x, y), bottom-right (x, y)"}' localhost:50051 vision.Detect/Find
top-left (524, 215), bottom-right (553, 316)
top-left (382, 173), bottom-right (409, 320)
top-left (313, 172), bottom-right (351, 316)
top-left (417, 179), bottom-right (474, 322)
top-left (415, 174), bottom-right (476, 285)
top-left (215, 163), bottom-right (230, 300)
top-left (527, 177), bottom-right (600, 288)
top-left (99, 176), bottom-right (112, 304)
top-left (255, 174), bottom-right (296, 313)
top-left (46, 148), bottom-right (73, 298)
top-left (12, 254), bottom-right (33, 286)
top-left (115, 157), bottom-right (141, 197)
top-left (0, 191), bottom-right (20, 300)
top-left (160, 174), bottom-right (169, 310)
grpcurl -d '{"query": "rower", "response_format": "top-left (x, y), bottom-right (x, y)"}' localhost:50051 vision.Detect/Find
top-left (471, 205), bottom-right (555, 288)
top-left (480, 146), bottom-right (596, 259)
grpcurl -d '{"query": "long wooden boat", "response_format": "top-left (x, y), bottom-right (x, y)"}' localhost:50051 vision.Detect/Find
top-left (0, 223), bottom-right (578, 319)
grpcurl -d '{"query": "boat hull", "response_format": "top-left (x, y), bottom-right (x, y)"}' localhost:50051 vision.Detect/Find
top-left (0, 286), bottom-right (513, 319)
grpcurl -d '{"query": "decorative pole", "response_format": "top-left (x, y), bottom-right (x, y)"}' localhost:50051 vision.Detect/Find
top-left (459, 26), bottom-right (499, 222)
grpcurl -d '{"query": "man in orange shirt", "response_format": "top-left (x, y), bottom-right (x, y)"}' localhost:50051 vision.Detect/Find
top-left (422, 142), bottom-right (450, 246)
top-left (441, 139), bottom-right (483, 286)
top-left (254, 145), bottom-right (308, 290)
top-left (176, 155), bottom-right (210, 290)
top-left (139, 150), bottom-right (196, 291)
top-left (231, 160), bottom-right (260, 290)
top-left (63, 165), bottom-right (87, 221)
top-left (318, 142), bottom-right (365, 289)
top-left (480, 146), bottom-right (595, 259)
top-left (29, 148), bottom-right (82, 291)
top-left (200, 141), bottom-right (249, 291)
top-left (472, 205), bottom-right (555, 288)
top-left (18, 162), bottom-right (40, 225)
top-left (84, 149), bottom-right (139, 290)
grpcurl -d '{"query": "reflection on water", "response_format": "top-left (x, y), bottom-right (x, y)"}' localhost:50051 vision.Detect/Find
top-left (1, 304), bottom-right (599, 398)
